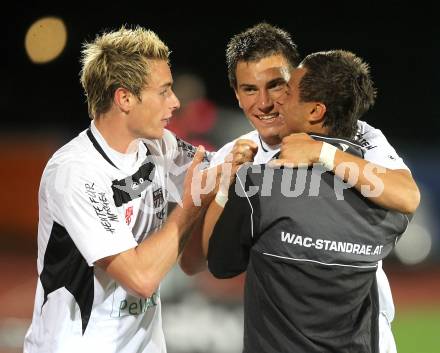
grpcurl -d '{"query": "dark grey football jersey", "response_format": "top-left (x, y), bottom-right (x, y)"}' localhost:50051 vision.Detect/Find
top-left (208, 136), bottom-right (410, 353)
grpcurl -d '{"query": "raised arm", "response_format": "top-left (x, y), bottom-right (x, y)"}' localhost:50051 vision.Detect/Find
top-left (331, 149), bottom-right (418, 213)
top-left (97, 147), bottom-right (212, 298)
top-left (272, 133), bottom-right (420, 214)
top-left (179, 139), bottom-right (258, 275)
top-left (179, 195), bottom-right (225, 275)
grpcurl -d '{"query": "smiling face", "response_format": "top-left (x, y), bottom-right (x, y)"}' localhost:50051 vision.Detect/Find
top-left (128, 60), bottom-right (180, 139)
top-left (234, 54), bottom-right (292, 146)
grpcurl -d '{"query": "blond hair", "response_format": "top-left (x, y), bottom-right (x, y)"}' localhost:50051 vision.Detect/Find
top-left (80, 25), bottom-right (170, 119)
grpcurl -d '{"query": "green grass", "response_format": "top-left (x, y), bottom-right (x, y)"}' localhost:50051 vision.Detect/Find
top-left (393, 307), bottom-right (440, 353)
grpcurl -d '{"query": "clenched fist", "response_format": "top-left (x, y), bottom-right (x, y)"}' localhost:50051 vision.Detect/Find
top-left (270, 133), bottom-right (322, 167)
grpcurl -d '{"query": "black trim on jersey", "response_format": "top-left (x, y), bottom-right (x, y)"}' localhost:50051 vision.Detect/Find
top-left (86, 128), bottom-right (118, 169)
top-left (87, 128), bottom-right (153, 170)
top-left (258, 135), bottom-right (269, 153)
top-left (309, 133), bottom-right (364, 158)
top-left (86, 127), bottom-right (156, 207)
top-left (370, 278), bottom-right (380, 353)
top-left (40, 222), bottom-right (93, 335)
top-left (258, 133), bottom-right (363, 158)
top-left (270, 134), bottom-right (364, 161)
top-left (175, 136), bottom-right (210, 162)
top-left (111, 160), bottom-right (155, 207)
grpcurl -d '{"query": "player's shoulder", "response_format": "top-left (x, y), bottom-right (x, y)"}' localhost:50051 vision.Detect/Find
top-left (49, 130), bottom-right (92, 166)
top-left (44, 130), bottom-right (106, 180)
top-left (355, 120), bottom-right (408, 169)
top-left (356, 120), bottom-right (386, 141)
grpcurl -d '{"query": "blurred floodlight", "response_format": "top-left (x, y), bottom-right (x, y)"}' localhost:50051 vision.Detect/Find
top-left (395, 223), bottom-right (432, 265)
top-left (25, 17), bottom-right (67, 64)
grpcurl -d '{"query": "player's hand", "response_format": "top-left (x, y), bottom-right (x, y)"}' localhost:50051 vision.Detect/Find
top-left (216, 139), bottom-right (258, 192)
top-left (182, 146), bottom-right (215, 207)
top-left (269, 133), bottom-right (322, 168)
top-left (230, 138), bottom-right (258, 172)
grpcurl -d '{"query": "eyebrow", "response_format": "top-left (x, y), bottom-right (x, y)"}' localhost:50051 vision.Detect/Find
top-left (159, 82), bottom-right (173, 89)
top-left (266, 77), bottom-right (287, 88)
top-left (238, 77), bottom-right (287, 90)
top-left (238, 83), bottom-right (257, 89)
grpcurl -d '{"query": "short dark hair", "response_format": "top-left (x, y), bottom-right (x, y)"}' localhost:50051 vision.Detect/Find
top-left (299, 50), bottom-right (377, 139)
top-left (226, 22), bottom-right (301, 89)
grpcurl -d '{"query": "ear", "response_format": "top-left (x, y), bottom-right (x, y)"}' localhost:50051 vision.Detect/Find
top-left (308, 102), bottom-right (326, 123)
top-left (114, 87), bottom-right (133, 114)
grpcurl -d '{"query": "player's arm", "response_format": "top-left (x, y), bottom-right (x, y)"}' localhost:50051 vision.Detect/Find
top-left (271, 133), bottom-right (420, 214)
top-left (207, 166), bottom-right (257, 278)
top-left (179, 139), bottom-right (258, 275)
top-left (178, 193), bottom-right (228, 275)
top-left (177, 163), bottom-right (220, 275)
top-left (163, 130), bottom-right (213, 205)
top-left (330, 149), bottom-right (418, 213)
top-left (97, 147), bottom-right (213, 298)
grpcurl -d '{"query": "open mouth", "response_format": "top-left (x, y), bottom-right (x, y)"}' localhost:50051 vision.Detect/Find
top-left (255, 113), bottom-right (279, 123)
top-left (161, 117), bottom-right (171, 125)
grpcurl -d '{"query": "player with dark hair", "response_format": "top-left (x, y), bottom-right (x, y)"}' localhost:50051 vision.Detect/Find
top-left (208, 49), bottom-right (412, 353)
top-left (181, 23), bottom-right (419, 353)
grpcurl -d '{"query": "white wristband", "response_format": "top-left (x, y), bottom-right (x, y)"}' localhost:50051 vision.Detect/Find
top-left (319, 142), bottom-right (337, 171)
top-left (214, 190), bottom-right (228, 208)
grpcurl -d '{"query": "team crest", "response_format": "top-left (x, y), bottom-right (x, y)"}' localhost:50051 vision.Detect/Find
top-left (125, 206), bottom-right (133, 225)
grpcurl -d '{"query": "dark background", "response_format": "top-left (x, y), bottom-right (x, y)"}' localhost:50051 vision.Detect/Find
top-left (8, 2), bottom-right (439, 143)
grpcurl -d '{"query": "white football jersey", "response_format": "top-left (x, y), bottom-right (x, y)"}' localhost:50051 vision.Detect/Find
top-left (209, 120), bottom-right (410, 352)
top-left (24, 122), bottom-right (208, 353)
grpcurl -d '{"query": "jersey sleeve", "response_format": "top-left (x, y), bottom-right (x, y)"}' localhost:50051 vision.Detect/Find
top-left (207, 168), bottom-right (258, 278)
top-left (359, 124), bottom-right (410, 171)
top-left (160, 129), bottom-right (213, 204)
top-left (47, 159), bottom-right (138, 266)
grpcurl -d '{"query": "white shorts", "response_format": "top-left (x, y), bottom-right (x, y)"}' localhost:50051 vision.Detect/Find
top-left (379, 312), bottom-right (397, 353)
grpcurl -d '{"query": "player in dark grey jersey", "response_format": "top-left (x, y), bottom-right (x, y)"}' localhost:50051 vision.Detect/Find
top-left (207, 50), bottom-right (412, 353)
top-left (180, 24), bottom-right (419, 353)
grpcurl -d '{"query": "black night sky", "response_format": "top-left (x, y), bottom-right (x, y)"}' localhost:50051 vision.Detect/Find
top-left (7, 3), bottom-right (439, 145)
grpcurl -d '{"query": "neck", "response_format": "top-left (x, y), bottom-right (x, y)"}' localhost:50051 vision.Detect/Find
top-left (277, 124), bottom-right (330, 143)
top-left (260, 135), bottom-right (282, 147)
top-left (306, 118), bottom-right (330, 136)
top-left (307, 126), bottom-right (329, 137)
top-left (93, 114), bottom-right (138, 154)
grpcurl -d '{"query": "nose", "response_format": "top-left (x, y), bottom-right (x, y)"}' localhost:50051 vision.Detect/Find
top-left (170, 90), bottom-right (180, 111)
top-left (256, 89), bottom-right (273, 113)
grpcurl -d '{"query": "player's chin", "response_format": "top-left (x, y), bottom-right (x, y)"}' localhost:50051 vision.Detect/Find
top-left (277, 126), bottom-right (290, 140)
top-left (257, 125), bottom-right (284, 145)
top-left (143, 127), bottom-right (165, 140)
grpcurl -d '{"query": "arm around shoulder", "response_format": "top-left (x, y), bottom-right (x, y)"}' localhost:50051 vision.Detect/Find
top-left (333, 149), bottom-right (420, 214)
